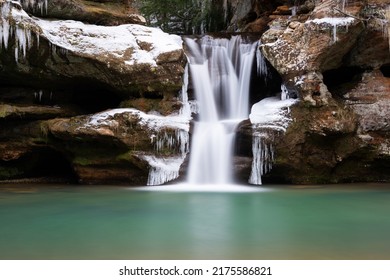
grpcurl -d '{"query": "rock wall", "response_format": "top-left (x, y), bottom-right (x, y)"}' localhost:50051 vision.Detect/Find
top-left (2, 0), bottom-right (390, 185)
top-left (253, 0), bottom-right (390, 183)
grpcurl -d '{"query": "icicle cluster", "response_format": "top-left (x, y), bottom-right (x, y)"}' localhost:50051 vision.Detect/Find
top-left (143, 155), bottom-right (186, 186)
top-left (306, 17), bottom-right (355, 43)
top-left (0, 1), bottom-right (36, 63)
top-left (151, 130), bottom-right (189, 155)
top-left (249, 85), bottom-right (298, 185)
top-left (248, 135), bottom-right (275, 185)
top-left (144, 66), bottom-right (192, 186)
top-left (19, 0), bottom-right (48, 15)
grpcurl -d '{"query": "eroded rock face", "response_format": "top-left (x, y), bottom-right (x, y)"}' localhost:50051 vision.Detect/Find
top-left (256, 0), bottom-right (390, 184)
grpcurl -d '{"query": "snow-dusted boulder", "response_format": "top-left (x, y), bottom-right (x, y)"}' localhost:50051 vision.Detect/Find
top-left (261, 0), bottom-right (364, 106)
top-left (45, 108), bottom-right (190, 185)
top-left (0, 0), bottom-right (185, 98)
top-left (250, 0), bottom-right (390, 184)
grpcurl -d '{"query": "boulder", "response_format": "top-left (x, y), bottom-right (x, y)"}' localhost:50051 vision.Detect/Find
top-left (45, 108), bottom-right (190, 185)
top-left (256, 0), bottom-right (390, 184)
top-left (0, 1), bottom-right (186, 100)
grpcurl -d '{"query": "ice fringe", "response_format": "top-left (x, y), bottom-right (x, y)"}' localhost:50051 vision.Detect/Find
top-left (248, 85), bottom-right (298, 185)
top-left (83, 66), bottom-right (191, 186)
top-left (19, 0), bottom-right (48, 15)
top-left (306, 17), bottom-right (355, 43)
top-left (0, 1), bottom-right (34, 62)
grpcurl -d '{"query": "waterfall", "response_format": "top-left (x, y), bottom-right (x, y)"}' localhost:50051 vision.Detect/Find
top-left (185, 35), bottom-right (257, 184)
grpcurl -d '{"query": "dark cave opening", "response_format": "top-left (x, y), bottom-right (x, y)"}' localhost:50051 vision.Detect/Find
top-left (249, 55), bottom-right (283, 106)
top-left (380, 64), bottom-right (390, 77)
top-left (21, 147), bottom-right (78, 183)
top-left (6, 148), bottom-right (78, 183)
top-left (323, 66), bottom-right (365, 96)
top-left (0, 82), bottom-right (123, 115)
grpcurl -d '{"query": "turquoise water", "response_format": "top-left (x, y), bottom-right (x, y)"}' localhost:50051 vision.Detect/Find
top-left (0, 184), bottom-right (389, 259)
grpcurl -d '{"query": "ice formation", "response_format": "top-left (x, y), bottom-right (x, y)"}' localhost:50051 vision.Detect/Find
top-left (84, 106), bottom-right (191, 185)
top-left (0, 1), bottom-right (34, 62)
top-left (142, 155), bottom-right (186, 186)
top-left (306, 17), bottom-right (355, 43)
top-left (248, 89), bottom-right (298, 185)
top-left (256, 46), bottom-right (269, 80)
top-left (19, 0), bottom-right (47, 14)
top-left (249, 135), bottom-right (274, 185)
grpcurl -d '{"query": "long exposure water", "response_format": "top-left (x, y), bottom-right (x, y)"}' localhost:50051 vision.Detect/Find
top-left (1, 184), bottom-right (389, 259)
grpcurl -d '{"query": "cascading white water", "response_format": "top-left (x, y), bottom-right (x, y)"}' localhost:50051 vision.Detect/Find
top-left (185, 35), bottom-right (258, 184)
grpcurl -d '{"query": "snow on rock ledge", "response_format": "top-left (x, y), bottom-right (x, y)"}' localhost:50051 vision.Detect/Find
top-left (37, 19), bottom-right (183, 67)
top-left (47, 108), bottom-right (191, 185)
top-left (248, 95), bottom-right (298, 185)
top-left (0, 0), bottom-right (186, 96)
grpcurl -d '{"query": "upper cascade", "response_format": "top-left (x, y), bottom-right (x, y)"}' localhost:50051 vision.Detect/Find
top-left (185, 35), bottom-right (259, 121)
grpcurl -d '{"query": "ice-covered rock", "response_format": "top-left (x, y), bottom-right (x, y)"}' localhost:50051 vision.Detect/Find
top-left (0, 0), bottom-right (186, 98)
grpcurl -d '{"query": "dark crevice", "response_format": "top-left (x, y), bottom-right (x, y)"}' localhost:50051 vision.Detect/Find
top-left (0, 84), bottom-right (122, 115)
top-left (250, 55), bottom-right (283, 105)
top-left (380, 64), bottom-right (390, 77)
top-left (323, 66), bottom-right (365, 97)
top-left (0, 148), bottom-right (78, 183)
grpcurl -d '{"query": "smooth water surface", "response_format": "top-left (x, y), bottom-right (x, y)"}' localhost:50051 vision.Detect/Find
top-left (0, 184), bottom-right (390, 259)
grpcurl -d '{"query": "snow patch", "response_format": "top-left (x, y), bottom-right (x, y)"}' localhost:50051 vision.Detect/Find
top-left (1, 1), bottom-right (183, 67)
top-left (306, 17), bottom-right (355, 42)
top-left (249, 97), bottom-right (298, 131)
top-left (36, 19), bottom-right (183, 67)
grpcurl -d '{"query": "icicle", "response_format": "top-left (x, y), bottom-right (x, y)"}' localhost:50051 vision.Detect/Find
top-left (281, 84), bottom-right (289, 100)
top-left (36, 32), bottom-right (39, 48)
top-left (20, 0), bottom-right (48, 15)
top-left (14, 46), bottom-right (18, 62)
top-left (333, 23), bottom-right (337, 42)
top-left (256, 46), bottom-right (269, 79)
top-left (249, 135), bottom-right (275, 185)
top-left (16, 26), bottom-right (26, 58)
top-left (152, 129), bottom-right (189, 156)
top-left (38, 90), bottom-right (43, 102)
top-left (0, 24), bottom-right (3, 49)
top-left (291, 6), bottom-right (297, 17)
top-left (179, 64), bottom-right (192, 118)
top-left (2, 19), bottom-right (10, 49)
